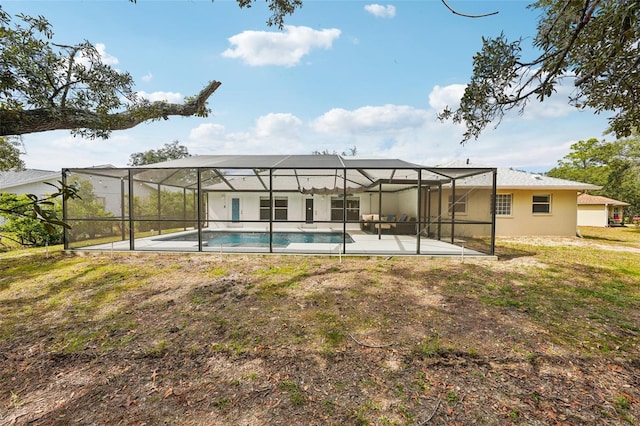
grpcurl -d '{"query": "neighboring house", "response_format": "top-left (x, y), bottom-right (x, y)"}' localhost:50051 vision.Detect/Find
top-left (0, 169), bottom-right (60, 226)
top-left (448, 161), bottom-right (601, 237)
top-left (0, 166), bottom-right (127, 217)
top-left (0, 169), bottom-right (60, 198)
top-left (577, 194), bottom-right (629, 227)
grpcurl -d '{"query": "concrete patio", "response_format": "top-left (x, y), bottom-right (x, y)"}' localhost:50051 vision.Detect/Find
top-left (77, 228), bottom-right (493, 258)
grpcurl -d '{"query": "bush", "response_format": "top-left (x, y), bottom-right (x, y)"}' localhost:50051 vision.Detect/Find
top-left (0, 193), bottom-right (63, 247)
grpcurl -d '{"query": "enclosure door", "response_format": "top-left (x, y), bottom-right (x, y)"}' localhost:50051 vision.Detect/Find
top-left (231, 198), bottom-right (240, 222)
top-left (305, 198), bottom-right (314, 224)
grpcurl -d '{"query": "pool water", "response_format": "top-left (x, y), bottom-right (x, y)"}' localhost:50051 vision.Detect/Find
top-left (155, 231), bottom-right (354, 247)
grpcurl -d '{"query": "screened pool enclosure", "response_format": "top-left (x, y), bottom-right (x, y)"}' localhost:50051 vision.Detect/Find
top-left (63, 155), bottom-right (497, 256)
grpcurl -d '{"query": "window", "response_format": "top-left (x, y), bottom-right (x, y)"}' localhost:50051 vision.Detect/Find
top-left (259, 197), bottom-right (270, 220)
top-left (330, 197), bottom-right (360, 221)
top-left (274, 197), bottom-right (288, 220)
top-left (495, 194), bottom-right (512, 216)
top-left (448, 194), bottom-right (467, 214)
top-left (259, 197), bottom-right (288, 220)
top-left (532, 194), bottom-right (551, 214)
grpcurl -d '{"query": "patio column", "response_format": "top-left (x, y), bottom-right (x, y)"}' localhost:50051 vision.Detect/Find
top-left (62, 169), bottom-right (69, 250)
top-left (120, 178), bottom-right (126, 242)
top-left (182, 188), bottom-right (187, 231)
top-left (269, 169), bottom-right (273, 253)
top-left (426, 186), bottom-right (431, 239)
top-left (451, 179), bottom-right (456, 245)
top-left (128, 169), bottom-right (135, 251)
top-left (156, 183), bottom-right (161, 235)
top-left (378, 183), bottom-right (382, 240)
top-left (490, 169), bottom-right (497, 256)
top-left (416, 169), bottom-right (422, 254)
top-left (343, 168), bottom-right (347, 254)
top-left (197, 168), bottom-right (203, 252)
top-left (437, 182), bottom-right (442, 240)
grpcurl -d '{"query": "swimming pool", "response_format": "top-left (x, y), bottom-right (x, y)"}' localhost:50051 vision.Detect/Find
top-left (154, 230), bottom-right (354, 247)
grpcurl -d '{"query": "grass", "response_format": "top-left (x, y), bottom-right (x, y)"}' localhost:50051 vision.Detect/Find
top-left (0, 226), bottom-right (639, 424)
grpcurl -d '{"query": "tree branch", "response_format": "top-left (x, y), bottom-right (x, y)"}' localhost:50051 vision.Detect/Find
top-left (0, 80), bottom-right (222, 137)
top-left (441, 0), bottom-right (498, 18)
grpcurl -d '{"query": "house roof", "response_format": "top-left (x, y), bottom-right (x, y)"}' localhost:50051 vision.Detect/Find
top-left (67, 155), bottom-right (496, 193)
top-left (0, 169), bottom-right (60, 191)
top-left (446, 161), bottom-right (602, 190)
top-left (145, 154), bottom-right (423, 170)
top-left (577, 193), bottom-right (629, 206)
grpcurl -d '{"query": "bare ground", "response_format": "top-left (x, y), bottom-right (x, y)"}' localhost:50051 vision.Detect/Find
top-left (1, 236), bottom-right (639, 425)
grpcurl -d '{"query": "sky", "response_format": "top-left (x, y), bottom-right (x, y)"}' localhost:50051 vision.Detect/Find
top-left (4, 0), bottom-right (614, 173)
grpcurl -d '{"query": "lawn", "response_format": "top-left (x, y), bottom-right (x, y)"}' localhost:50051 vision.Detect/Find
top-left (1, 227), bottom-right (639, 425)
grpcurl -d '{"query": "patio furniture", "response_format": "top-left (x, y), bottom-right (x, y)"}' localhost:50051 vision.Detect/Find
top-left (360, 214), bottom-right (378, 232)
top-left (395, 216), bottom-right (417, 235)
top-left (374, 215), bottom-right (396, 233)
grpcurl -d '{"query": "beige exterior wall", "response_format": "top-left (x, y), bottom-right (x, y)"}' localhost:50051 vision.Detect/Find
top-left (426, 188), bottom-right (492, 238)
top-left (577, 205), bottom-right (607, 227)
top-left (204, 186), bottom-right (581, 237)
top-left (496, 189), bottom-right (578, 236)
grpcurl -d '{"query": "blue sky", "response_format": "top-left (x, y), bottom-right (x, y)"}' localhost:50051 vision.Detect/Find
top-left (5, 0), bottom-right (612, 172)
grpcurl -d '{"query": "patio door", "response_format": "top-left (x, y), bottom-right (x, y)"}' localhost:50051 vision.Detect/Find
top-left (305, 198), bottom-right (314, 224)
top-left (231, 198), bottom-right (240, 222)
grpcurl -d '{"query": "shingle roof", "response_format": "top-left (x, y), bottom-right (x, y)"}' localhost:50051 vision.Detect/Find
top-left (0, 169), bottom-right (60, 190)
top-left (445, 160), bottom-right (601, 190)
top-left (577, 193), bottom-right (629, 206)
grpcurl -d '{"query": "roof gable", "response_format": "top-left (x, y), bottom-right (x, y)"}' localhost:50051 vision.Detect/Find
top-left (0, 169), bottom-right (59, 190)
top-left (577, 193), bottom-right (629, 206)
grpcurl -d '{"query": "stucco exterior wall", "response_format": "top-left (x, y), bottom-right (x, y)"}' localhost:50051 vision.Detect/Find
top-left (426, 188), bottom-right (492, 238)
top-left (207, 192), bottom-right (363, 230)
top-left (577, 205), bottom-right (607, 227)
top-left (2, 179), bottom-right (59, 198)
top-left (496, 189), bottom-right (578, 236)
top-left (204, 187), bottom-right (580, 237)
top-left (206, 189), bottom-right (421, 231)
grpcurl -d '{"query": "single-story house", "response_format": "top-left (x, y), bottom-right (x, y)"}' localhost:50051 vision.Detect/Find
top-left (0, 169), bottom-right (61, 198)
top-left (61, 155), bottom-right (603, 255)
top-left (577, 193), bottom-right (630, 227)
top-left (63, 155), bottom-right (498, 255)
top-left (447, 161), bottom-right (601, 237)
top-left (0, 169), bottom-right (62, 226)
top-left (0, 165), bottom-right (130, 217)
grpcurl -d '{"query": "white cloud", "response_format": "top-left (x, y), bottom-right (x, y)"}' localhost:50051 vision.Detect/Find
top-left (187, 114), bottom-right (305, 154)
top-left (222, 25), bottom-right (341, 67)
top-left (141, 72), bottom-right (153, 82)
top-left (23, 82), bottom-right (608, 174)
top-left (94, 43), bottom-right (119, 66)
top-left (428, 84), bottom-right (465, 112)
top-left (254, 113), bottom-right (302, 138)
top-left (189, 123), bottom-right (227, 141)
top-left (74, 43), bottom-right (119, 70)
top-left (137, 91), bottom-right (183, 103)
top-left (310, 105), bottom-right (429, 135)
top-left (364, 4), bottom-right (396, 18)
top-left (427, 77), bottom-right (577, 127)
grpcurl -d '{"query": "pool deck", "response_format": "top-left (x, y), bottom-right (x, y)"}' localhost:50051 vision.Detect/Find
top-left (76, 228), bottom-right (493, 258)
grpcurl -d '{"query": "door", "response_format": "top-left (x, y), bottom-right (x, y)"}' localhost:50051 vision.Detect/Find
top-left (231, 198), bottom-right (240, 222)
top-left (305, 198), bottom-right (314, 224)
